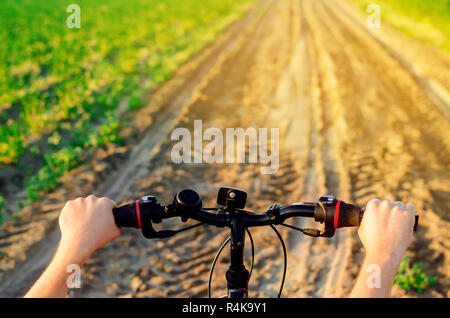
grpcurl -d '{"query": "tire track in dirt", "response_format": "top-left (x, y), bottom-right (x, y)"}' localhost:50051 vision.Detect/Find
top-left (329, 1), bottom-right (450, 122)
top-left (78, 0), bottom-right (352, 298)
top-left (74, 0), bottom-right (450, 298)
top-left (0, 0), bottom-right (271, 297)
top-left (2, 0), bottom-right (449, 298)
top-left (74, 0), bottom-right (314, 298)
top-left (307, 0), bottom-right (450, 297)
top-left (303, 0), bottom-right (356, 297)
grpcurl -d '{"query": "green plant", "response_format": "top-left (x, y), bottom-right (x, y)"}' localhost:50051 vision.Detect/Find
top-left (128, 91), bottom-right (145, 110)
top-left (0, 0), bottom-right (255, 205)
top-left (25, 147), bottom-right (83, 201)
top-left (88, 113), bottom-right (122, 147)
top-left (352, 0), bottom-right (450, 52)
top-left (0, 123), bottom-right (25, 164)
top-left (394, 255), bottom-right (437, 293)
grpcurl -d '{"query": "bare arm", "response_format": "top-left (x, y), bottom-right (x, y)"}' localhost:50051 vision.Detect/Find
top-left (25, 195), bottom-right (121, 298)
top-left (349, 199), bottom-right (416, 297)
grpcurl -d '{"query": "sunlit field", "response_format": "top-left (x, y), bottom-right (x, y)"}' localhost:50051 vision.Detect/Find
top-left (0, 0), bottom-right (253, 209)
top-left (0, 0), bottom-right (448, 299)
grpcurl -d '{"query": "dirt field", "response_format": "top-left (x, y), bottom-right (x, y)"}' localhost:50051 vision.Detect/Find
top-left (0, 0), bottom-right (449, 298)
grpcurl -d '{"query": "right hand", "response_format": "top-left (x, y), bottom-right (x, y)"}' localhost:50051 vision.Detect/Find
top-left (358, 199), bottom-right (416, 267)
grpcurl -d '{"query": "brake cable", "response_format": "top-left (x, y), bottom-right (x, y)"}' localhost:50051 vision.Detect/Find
top-left (280, 222), bottom-right (321, 237)
top-left (164, 211), bottom-right (285, 298)
top-left (171, 222), bottom-right (205, 235)
top-left (270, 225), bottom-right (287, 298)
top-left (167, 205), bottom-right (284, 298)
top-left (208, 228), bottom-right (255, 298)
top-left (247, 228), bottom-right (254, 280)
top-left (280, 222), bottom-right (305, 233)
top-left (208, 235), bottom-right (230, 298)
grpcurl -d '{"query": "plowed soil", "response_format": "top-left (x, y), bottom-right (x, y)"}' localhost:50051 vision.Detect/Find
top-left (1, 0), bottom-right (449, 298)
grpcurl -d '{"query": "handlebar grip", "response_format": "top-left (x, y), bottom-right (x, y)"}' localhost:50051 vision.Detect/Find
top-left (112, 202), bottom-right (140, 228)
top-left (335, 201), bottom-right (361, 228)
top-left (336, 201), bottom-right (419, 231)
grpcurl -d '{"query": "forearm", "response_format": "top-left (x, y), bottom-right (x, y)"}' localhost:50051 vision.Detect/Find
top-left (349, 256), bottom-right (398, 298)
top-left (25, 243), bottom-right (85, 298)
top-left (25, 195), bottom-right (120, 297)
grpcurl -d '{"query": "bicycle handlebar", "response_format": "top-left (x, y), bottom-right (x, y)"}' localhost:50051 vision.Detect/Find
top-left (112, 188), bottom-right (418, 239)
top-left (112, 187), bottom-right (418, 298)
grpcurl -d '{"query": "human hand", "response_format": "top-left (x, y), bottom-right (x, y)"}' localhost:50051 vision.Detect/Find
top-left (358, 199), bottom-right (416, 268)
top-left (58, 195), bottom-right (121, 265)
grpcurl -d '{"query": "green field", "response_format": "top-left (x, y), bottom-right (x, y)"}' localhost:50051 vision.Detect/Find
top-left (0, 0), bottom-right (254, 220)
top-left (352, 0), bottom-right (450, 52)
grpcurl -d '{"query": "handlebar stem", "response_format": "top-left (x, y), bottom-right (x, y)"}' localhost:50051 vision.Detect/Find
top-left (230, 218), bottom-right (246, 271)
top-left (227, 218), bottom-right (249, 298)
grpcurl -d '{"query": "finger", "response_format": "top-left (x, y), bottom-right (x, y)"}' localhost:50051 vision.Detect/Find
top-left (85, 195), bottom-right (95, 203)
top-left (367, 198), bottom-right (381, 210)
top-left (404, 203), bottom-right (416, 231)
top-left (106, 197), bottom-right (117, 207)
top-left (393, 201), bottom-right (405, 209)
top-left (405, 202), bottom-right (415, 214)
top-left (98, 197), bottom-right (115, 207)
top-left (380, 200), bottom-right (394, 210)
top-left (74, 196), bottom-right (84, 203)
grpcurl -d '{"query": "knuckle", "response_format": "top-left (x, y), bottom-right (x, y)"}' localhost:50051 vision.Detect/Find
top-left (86, 194), bottom-right (98, 202)
top-left (367, 198), bottom-right (380, 209)
top-left (102, 197), bottom-right (116, 207)
top-left (380, 200), bottom-right (391, 209)
top-left (66, 197), bottom-right (81, 207)
top-left (394, 201), bottom-right (405, 208)
top-left (99, 197), bottom-right (111, 205)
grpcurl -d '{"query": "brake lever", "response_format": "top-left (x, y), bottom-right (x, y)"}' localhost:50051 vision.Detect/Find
top-left (301, 223), bottom-right (335, 237)
top-left (137, 196), bottom-right (178, 239)
top-left (311, 195), bottom-right (338, 237)
top-left (318, 222), bottom-right (336, 237)
top-left (140, 189), bottom-right (206, 239)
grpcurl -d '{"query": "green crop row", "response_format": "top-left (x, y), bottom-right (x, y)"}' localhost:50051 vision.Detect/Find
top-left (0, 0), bottom-right (255, 209)
top-left (25, 112), bottom-right (122, 201)
top-left (352, 0), bottom-right (450, 52)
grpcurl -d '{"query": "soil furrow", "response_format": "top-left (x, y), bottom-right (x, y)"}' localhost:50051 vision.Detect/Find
top-left (1, 0), bottom-right (449, 298)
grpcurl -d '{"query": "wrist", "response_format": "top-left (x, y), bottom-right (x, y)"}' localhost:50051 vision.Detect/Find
top-left (57, 237), bottom-right (91, 266)
top-left (363, 254), bottom-right (399, 283)
top-left (365, 249), bottom-right (404, 269)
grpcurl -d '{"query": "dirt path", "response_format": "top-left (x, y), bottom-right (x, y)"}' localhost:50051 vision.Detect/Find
top-left (1, 0), bottom-right (449, 298)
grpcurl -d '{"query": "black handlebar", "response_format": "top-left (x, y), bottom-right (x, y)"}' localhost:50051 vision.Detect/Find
top-left (112, 189), bottom-right (418, 239)
top-left (112, 187), bottom-right (418, 299)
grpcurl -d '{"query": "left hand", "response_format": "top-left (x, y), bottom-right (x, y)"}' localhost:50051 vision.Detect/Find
top-left (58, 195), bottom-right (121, 264)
